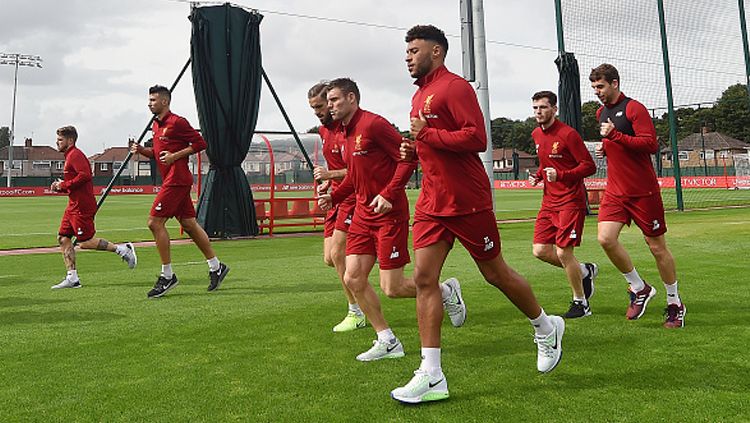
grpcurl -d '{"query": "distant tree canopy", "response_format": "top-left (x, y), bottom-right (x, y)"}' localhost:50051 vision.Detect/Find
top-left (0, 126), bottom-right (9, 150)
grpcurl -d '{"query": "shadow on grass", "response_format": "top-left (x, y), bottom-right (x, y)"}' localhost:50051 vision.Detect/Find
top-left (0, 297), bottom-right (71, 307)
top-left (0, 310), bottom-right (126, 325)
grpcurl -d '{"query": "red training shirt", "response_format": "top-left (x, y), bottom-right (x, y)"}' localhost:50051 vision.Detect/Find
top-left (532, 119), bottom-right (596, 210)
top-left (320, 120), bottom-right (355, 206)
top-left (330, 108), bottom-right (416, 222)
top-left (143, 112), bottom-right (207, 187)
top-left (410, 65), bottom-right (492, 216)
top-left (597, 93), bottom-right (660, 197)
top-left (60, 146), bottom-right (97, 215)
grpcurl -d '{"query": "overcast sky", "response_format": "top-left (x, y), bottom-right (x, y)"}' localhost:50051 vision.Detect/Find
top-left (1, 0), bottom-right (746, 155)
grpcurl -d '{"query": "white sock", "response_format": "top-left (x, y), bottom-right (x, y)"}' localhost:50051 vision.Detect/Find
top-left (623, 268), bottom-right (645, 292)
top-left (665, 281), bottom-right (680, 305)
top-left (348, 303), bottom-right (363, 315)
top-left (115, 244), bottom-right (128, 257)
top-left (579, 263), bottom-right (589, 278)
top-left (529, 308), bottom-right (554, 336)
top-left (420, 348), bottom-right (442, 377)
top-left (439, 283), bottom-right (450, 300)
top-left (376, 328), bottom-right (396, 343)
top-left (207, 257), bottom-right (220, 272)
top-left (161, 264), bottom-right (173, 279)
top-left (67, 270), bottom-right (79, 281)
top-left (573, 295), bottom-right (587, 306)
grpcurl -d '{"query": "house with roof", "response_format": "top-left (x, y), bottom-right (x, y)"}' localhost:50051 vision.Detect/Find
top-left (492, 147), bottom-right (537, 177)
top-left (88, 146), bottom-right (154, 178)
top-left (661, 128), bottom-right (750, 168)
top-left (0, 138), bottom-right (65, 178)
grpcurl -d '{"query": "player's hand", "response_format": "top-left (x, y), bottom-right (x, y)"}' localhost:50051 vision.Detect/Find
top-left (410, 109), bottom-right (428, 139)
top-left (318, 194), bottom-right (333, 211)
top-left (50, 179), bottom-right (63, 192)
top-left (316, 180), bottom-right (331, 195)
top-left (400, 138), bottom-right (415, 161)
top-left (600, 118), bottom-right (615, 137)
top-left (543, 167), bottom-right (557, 182)
top-left (369, 194), bottom-right (392, 214)
top-left (159, 150), bottom-right (176, 165)
top-left (528, 173), bottom-right (541, 186)
top-left (595, 142), bottom-right (606, 158)
top-left (313, 166), bottom-right (330, 181)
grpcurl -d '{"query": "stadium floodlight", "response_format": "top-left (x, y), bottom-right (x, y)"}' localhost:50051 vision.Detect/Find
top-left (0, 53), bottom-right (43, 187)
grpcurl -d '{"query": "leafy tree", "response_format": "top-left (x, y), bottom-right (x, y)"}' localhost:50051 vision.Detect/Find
top-left (306, 126), bottom-right (320, 134)
top-left (580, 101), bottom-right (600, 141)
top-left (713, 83), bottom-right (750, 142)
top-left (0, 126), bottom-right (9, 150)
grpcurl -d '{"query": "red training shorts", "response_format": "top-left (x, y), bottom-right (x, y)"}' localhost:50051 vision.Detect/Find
top-left (324, 201), bottom-right (355, 237)
top-left (59, 210), bottom-right (96, 242)
top-left (533, 208), bottom-right (587, 248)
top-left (150, 185), bottom-right (196, 219)
top-left (598, 191), bottom-right (667, 237)
top-left (345, 214), bottom-right (410, 270)
top-left (412, 209), bottom-right (501, 261)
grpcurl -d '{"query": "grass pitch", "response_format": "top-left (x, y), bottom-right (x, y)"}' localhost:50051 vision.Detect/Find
top-left (0, 194), bottom-right (749, 421)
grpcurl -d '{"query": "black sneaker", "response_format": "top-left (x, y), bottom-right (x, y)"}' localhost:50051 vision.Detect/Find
top-left (208, 263), bottom-right (229, 292)
top-left (147, 274), bottom-right (179, 298)
top-left (563, 300), bottom-right (591, 319)
top-left (582, 263), bottom-right (598, 300)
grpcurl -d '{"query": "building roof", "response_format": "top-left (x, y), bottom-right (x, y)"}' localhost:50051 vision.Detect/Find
top-left (0, 145), bottom-right (64, 161)
top-left (89, 146), bottom-right (150, 163)
top-left (663, 131), bottom-right (750, 152)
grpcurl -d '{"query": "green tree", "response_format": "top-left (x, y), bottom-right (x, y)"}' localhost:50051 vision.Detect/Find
top-left (0, 126), bottom-right (9, 150)
top-left (713, 83), bottom-right (750, 141)
top-left (581, 101), bottom-right (600, 141)
top-left (306, 126), bottom-right (320, 134)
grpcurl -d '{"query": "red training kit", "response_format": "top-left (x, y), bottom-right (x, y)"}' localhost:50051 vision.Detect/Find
top-left (410, 65), bottom-right (492, 216)
top-left (60, 146), bottom-right (96, 215)
top-left (597, 93), bottom-right (659, 197)
top-left (330, 108), bottom-right (416, 222)
top-left (532, 119), bottom-right (596, 210)
top-left (142, 112), bottom-right (207, 187)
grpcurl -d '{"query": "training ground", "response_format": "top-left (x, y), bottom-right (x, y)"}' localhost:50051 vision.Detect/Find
top-left (0, 191), bottom-right (748, 421)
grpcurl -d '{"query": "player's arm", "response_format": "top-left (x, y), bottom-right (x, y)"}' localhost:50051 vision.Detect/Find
top-left (178, 117), bottom-right (208, 153)
top-left (314, 166), bottom-right (347, 181)
top-left (557, 131), bottom-right (597, 182)
top-left (58, 154), bottom-right (92, 191)
top-left (413, 80), bottom-right (486, 153)
top-left (329, 173), bottom-right (354, 206)
top-left (378, 118), bottom-right (416, 204)
top-left (607, 101), bottom-right (658, 153)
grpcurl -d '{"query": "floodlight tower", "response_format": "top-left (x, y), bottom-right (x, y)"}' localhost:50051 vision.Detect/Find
top-left (0, 53), bottom-right (43, 187)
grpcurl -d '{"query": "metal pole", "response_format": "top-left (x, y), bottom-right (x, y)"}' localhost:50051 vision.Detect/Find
top-left (472, 0), bottom-right (494, 203)
top-left (657, 0), bottom-right (684, 211)
top-left (7, 58), bottom-right (19, 187)
top-left (554, 0), bottom-right (566, 54)
top-left (739, 0), bottom-right (750, 109)
top-left (97, 57), bottom-right (192, 209)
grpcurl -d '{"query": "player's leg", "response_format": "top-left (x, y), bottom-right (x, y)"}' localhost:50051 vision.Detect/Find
top-left (179, 216), bottom-right (229, 292)
top-left (532, 210), bottom-right (562, 266)
top-left (331, 228), bottom-right (365, 332)
top-left (377, 218), bottom-right (416, 299)
top-left (556, 245), bottom-right (589, 318)
top-left (52, 233), bottom-right (82, 289)
top-left (146, 215), bottom-right (178, 298)
top-left (77, 237), bottom-right (137, 269)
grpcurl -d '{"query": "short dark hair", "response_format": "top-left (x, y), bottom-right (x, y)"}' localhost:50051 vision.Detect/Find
top-left (56, 125), bottom-right (78, 142)
top-left (327, 78), bottom-right (360, 103)
top-left (405, 25), bottom-right (449, 54)
top-left (307, 81), bottom-right (329, 100)
top-left (532, 90), bottom-right (557, 106)
top-left (149, 85), bottom-right (171, 101)
top-left (589, 63), bottom-right (620, 84)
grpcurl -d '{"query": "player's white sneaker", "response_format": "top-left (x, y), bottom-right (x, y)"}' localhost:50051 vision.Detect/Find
top-left (355, 338), bottom-right (404, 362)
top-left (51, 278), bottom-right (82, 289)
top-left (442, 278), bottom-right (466, 327)
top-left (121, 242), bottom-right (137, 269)
top-left (391, 369), bottom-right (449, 404)
top-left (535, 315), bottom-right (565, 373)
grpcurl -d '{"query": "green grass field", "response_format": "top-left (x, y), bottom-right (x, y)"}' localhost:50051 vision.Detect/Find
top-left (1, 194), bottom-right (749, 421)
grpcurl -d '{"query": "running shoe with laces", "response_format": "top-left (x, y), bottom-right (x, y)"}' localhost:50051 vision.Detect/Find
top-left (442, 278), bottom-right (466, 327)
top-left (121, 242), bottom-right (137, 269)
top-left (332, 311), bottom-right (366, 332)
top-left (626, 283), bottom-right (656, 320)
top-left (535, 315), bottom-right (565, 373)
top-left (563, 300), bottom-right (591, 319)
top-left (663, 303), bottom-right (686, 328)
top-left (582, 262), bottom-right (598, 300)
top-left (355, 338), bottom-right (404, 362)
top-left (391, 369), bottom-right (449, 404)
top-left (147, 274), bottom-right (179, 298)
top-left (51, 277), bottom-right (81, 289)
top-left (207, 262), bottom-right (229, 292)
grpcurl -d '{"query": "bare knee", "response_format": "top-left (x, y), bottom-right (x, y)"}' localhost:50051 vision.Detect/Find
top-left (343, 272), bottom-right (365, 293)
top-left (147, 218), bottom-right (163, 233)
top-left (532, 244), bottom-right (551, 261)
top-left (329, 246), bottom-right (345, 269)
top-left (598, 233), bottom-right (618, 251)
top-left (645, 237), bottom-right (670, 258)
top-left (412, 266), bottom-right (439, 290)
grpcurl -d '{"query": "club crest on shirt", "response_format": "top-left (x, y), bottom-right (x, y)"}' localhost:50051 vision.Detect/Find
top-left (354, 135), bottom-right (362, 151)
top-left (423, 94), bottom-right (435, 114)
top-left (551, 142), bottom-right (559, 154)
